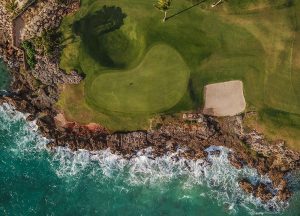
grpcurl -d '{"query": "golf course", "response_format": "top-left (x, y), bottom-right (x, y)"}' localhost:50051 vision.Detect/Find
top-left (57, 0), bottom-right (300, 149)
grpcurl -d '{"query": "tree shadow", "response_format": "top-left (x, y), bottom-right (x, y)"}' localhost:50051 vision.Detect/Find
top-left (166, 0), bottom-right (206, 21)
top-left (188, 79), bottom-right (200, 107)
top-left (72, 5), bottom-right (127, 67)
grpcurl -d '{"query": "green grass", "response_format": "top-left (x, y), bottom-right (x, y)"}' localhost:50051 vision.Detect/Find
top-left (86, 44), bottom-right (189, 113)
top-left (57, 0), bottom-right (300, 148)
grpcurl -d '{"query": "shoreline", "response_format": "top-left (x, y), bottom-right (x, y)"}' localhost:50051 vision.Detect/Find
top-left (0, 95), bottom-right (299, 205)
top-left (0, 101), bottom-right (297, 213)
top-left (1, 103), bottom-right (295, 213)
top-left (0, 0), bottom-right (299, 208)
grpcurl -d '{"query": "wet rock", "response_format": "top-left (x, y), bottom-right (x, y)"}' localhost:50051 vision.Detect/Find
top-left (277, 189), bottom-right (292, 202)
top-left (228, 153), bottom-right (244, 169)
top-left (26, 114), bottom-right (35, 121)
top-left (255, 184), bottom-right (273, 203)
top-left (239, 179), bottom-right (255, 194)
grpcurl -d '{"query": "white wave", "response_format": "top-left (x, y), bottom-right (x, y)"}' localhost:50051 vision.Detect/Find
top-left (50, 145), bottom-right (288, 214)
top-left (0, 103), bottom-right (48, 155)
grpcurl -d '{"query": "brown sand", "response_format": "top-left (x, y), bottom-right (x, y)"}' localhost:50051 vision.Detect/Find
top-left (203, 80), bottom-right (246, 116)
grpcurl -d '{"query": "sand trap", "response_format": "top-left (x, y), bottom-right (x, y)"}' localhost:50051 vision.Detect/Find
top-left (203, 80), bottom-right (246, 116)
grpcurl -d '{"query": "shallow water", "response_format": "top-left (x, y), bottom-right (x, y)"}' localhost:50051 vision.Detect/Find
top-left (0, 62), bottom-right (299, 215)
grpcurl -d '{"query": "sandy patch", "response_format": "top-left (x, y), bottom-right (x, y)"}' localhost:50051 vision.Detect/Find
top-left (203, 80), bottom-right (246, 116)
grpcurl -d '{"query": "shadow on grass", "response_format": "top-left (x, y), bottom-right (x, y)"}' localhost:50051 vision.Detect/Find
top-left (166, 0), bottom-right (207, 21)
top-left (72, 5), bottom-right (127, 67)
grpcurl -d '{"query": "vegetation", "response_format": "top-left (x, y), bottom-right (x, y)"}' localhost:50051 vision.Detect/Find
top-left (86, 45), bottom-right (188, 114)
top-left (55, 0), bottom-right (73, 5)
top-left (5, 0), bottom-right (18, 15)
top-left (21, 41), bottom-right (37, 70)
top-left (57, 0), bottom-right (300, 149)
top-left (154, 0), bottom-right (172, 22)
top-left (33, 29), bottom-right (62, 57)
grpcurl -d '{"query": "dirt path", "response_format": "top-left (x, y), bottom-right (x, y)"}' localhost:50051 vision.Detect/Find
top-left (12, 16), bottom-right (25, 48)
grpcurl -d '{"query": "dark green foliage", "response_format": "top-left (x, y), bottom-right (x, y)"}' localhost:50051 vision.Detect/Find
top-left (55, 0), bottom-right (72, 5)
top-left (5, 0), bottom-right (18, 15)
top-left (33, 29), bottom-right (63, 56)
top-left (21, 41), bottom-right (37, 70)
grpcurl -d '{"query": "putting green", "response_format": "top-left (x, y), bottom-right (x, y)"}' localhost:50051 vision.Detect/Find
top-left (87, 44), bottom-right (189, 113)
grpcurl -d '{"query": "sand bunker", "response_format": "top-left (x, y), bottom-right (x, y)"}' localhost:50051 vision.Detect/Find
top-left (203, 80), bottom-right (246, 116)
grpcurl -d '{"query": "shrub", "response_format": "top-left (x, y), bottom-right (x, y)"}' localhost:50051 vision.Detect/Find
top-left (21, 40), bottom-right (37, 70)
top-left (33, 29), bottom-right (62, 56)
top-left (5, 0), bottom-right (18, 15)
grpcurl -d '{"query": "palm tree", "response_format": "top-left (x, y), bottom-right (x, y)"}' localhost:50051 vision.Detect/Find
top-left (154, 0), bottom-right (172, 22)
top-left (5, 0), bottom-right (18, 15)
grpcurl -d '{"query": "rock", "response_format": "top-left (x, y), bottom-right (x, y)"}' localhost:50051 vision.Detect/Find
top-left (228, 153), bottom-right (244, 169)
top-left (255, 184), bottom-right (273, 203)
top-left (239, 179), bottom-right (255, 194)
top-left (277, 189), bottom-right (292, 202)
top-left (26, 114), bottom-right (35, 121)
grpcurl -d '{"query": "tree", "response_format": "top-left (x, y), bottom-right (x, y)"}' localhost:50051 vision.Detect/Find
top-left (21, 40), bottom-right (37, 70)
top-left (5, 0), bottom-right (18, 15)
top-left (154, 0), bottom-right (172, 22)
top-left (33, 29), bottom-right (62, 56)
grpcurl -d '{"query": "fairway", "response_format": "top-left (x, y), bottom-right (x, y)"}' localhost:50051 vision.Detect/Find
top-left (87, 44), bottom-right (189, 113)
top-left (57, 0), bottom-right (300, 148)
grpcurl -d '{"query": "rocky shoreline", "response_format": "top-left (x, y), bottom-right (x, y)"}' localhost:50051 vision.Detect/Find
top-left (1, 95), bottom-right (299, 205)
top-left (0, 0), bottom-right (300, 207)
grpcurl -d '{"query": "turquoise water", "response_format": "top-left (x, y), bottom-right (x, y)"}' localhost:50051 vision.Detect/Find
top-left (0, 63), bottom-right (300, 215)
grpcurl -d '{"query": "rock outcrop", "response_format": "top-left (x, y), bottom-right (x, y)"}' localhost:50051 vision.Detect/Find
top-left (32, 55), bottom-right (83, 85)
top-left (21, 0), bottom-right (80, 40)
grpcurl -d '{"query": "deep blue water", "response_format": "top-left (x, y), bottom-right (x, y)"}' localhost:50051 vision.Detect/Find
top-left (0, 61), bottom-right (300, 215)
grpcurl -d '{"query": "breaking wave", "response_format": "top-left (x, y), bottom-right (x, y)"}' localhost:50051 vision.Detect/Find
top-left (0, 103), bottom-right (291, 215)
top-left (0, 103), bottom-right (48, 155)
top-left (51, 146), bottom-right (289, 214)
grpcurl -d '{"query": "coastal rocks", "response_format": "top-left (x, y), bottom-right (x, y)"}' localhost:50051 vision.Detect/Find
top-left (107, 132), bottom-right (148, 154)
top-left (32, 55), bottom-right (83, 85)
top-left (277, 188), bottom-right (292, 202)
top-left (0, 3), bottom-right (13, 45)
top-left (228, 153), bottom-right (244, 169)
top-left (21, 0), bottom-right (80, 40)
top-left (239, 179), bottom-right (255, 194)
top-left (0, 96), bottom-right (36, 114)
top-left (239, 179), bottom-right (273, 203)
top-left (256, 184), bottom-right (273, 203)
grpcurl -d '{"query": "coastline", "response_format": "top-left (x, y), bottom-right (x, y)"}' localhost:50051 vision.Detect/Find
top-left (2, 103), bottom-right (298, 214)
top-left (0, 94), bottom-right (299, 205)
top-left (0, 0), bottom-right (300, 210)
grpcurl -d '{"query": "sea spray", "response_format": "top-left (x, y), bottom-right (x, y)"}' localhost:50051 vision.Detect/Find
top-left (50, 146), bottom-right (288, 213)
top-left (0, 103), bottom-right (48, 155)
top-left (0, 104), bottom-right (290, 215)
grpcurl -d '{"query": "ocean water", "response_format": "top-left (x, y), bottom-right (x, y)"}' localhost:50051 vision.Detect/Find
top-left (0, 63), bottom-right (300, 215)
